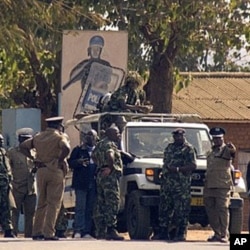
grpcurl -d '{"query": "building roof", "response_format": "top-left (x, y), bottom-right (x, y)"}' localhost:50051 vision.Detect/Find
top-left (172, 72), bottom-right (250, 121)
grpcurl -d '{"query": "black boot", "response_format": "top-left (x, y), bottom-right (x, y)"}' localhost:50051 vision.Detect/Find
top-left (173, 226), bottom-right (186, 241)
top-left (105, 227), bottom-right (124, 241)
top-left (4, 229), bottom-right (16, 238)
top-left (55, 230), bottom-right (67, 238)
top-left (151, 227), bottom-right (170, 240)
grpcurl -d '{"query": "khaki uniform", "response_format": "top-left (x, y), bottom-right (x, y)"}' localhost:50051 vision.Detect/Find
top-left (7, 147), bottom-right (36, 237)
top-left (20, 128), bottom-right (70, 238)
top-left (204, 144), bottom-right (234, 239)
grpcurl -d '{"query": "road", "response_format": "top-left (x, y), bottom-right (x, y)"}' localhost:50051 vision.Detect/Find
top-left (0, 230), bottom-right (230, 250)
top-left (0, 238), bottom-right (229, 250)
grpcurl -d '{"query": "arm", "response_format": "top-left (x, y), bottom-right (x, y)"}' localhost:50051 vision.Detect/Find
top-left (68, 147), bottom-right (89, 169)
top-left (100, 150), bottom-right (115, 177)
top-left (19, 138), bottom-right (35, 160)
top-left (120, 99), bottom-right (151, 113)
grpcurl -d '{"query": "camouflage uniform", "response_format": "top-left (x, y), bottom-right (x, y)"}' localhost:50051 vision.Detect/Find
top-left (55, 203), bottom-right (68, 236)
top-left (159, 140), bottom-right (196, 238)
top-left (0, 147), bottom-right (14, 233)
top-left (92, 136), bottom-right (122, 238)
top-left (107, 85), bottom-right (139, 112)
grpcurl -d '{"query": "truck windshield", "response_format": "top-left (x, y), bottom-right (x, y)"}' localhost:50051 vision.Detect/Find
top-left (126, 127), bottom-right (211, 159)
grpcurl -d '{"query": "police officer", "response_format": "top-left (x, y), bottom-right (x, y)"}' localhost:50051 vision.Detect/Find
top-left (7, 128), bottom-right (36, 237)
top-left (0, 134), bottom-right (16, 238)
top-left (92, 126), bottom-right (124, 240)
top-left (152, 128), bottom-right (197, 241)
top-left (204, 127), bottom-right (236, 243)
top-left (20, 116), bottom-right (71, 240)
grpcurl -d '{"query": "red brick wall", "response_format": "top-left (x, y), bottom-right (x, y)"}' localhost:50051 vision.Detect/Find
top-left (242, 196), bottom-right (249, 232)
top-left (205, 121), bottom-right (250, 231)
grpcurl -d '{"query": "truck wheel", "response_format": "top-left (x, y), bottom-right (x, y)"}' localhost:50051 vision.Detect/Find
top-left (229, 207), bottom-right (243, 234)
top-left (126, 190), bottom-right (152, 239)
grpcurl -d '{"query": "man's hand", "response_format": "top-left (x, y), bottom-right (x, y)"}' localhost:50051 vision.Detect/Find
top-left (77, 158), bottom-right (90, 167)
top-left (167, 166), bottom-right (179, 173)
top-left (138, 105), bottom-right (153, 113)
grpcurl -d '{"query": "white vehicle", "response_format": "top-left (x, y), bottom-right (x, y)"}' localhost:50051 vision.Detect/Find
top-left (63, 112), bottom-right (246, 239)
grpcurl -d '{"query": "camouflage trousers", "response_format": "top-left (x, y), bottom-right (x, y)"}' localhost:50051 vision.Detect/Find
top-left (93, 171), bottom-right (120, 238)
top-left (0, 186), bottom-right (13, 231)
top-left (55, 203), bottom-right (68, 231)
top-left (159, 176), bottom-right (191, 231)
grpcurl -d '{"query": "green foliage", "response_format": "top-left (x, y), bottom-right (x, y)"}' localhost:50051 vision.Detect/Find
top-left (0, 0), bottom-right (250, 114)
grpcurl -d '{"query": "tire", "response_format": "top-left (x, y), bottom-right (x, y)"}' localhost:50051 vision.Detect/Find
top-left (229, 206), bottom-right (243, 234)
top-left (117, 212), bottom-right (127, 233)
top-left (126, 190), bottom-right (152, 239)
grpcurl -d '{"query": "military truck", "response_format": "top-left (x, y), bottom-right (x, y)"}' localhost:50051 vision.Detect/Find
top-left (63, 112), bottom-right (246, 239)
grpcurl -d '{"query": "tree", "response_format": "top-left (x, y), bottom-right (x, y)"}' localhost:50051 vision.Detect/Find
top-left (101, 0), bottom-right (250, 112)
top-left (0, 0), bottom-right (107, 120)
top-left (0, 0), bottom-right (250, 115)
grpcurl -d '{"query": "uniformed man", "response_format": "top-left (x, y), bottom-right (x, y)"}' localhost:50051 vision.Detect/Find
top-left (106, 74), bottom-right (152, 113)
top-left (20, 116), bottom-right (71, 240)
top-left (7, 128), bottom-right (36, 237)
top-left (92, 126), bottom-right (124, 240)
top-left (0, 134), bottom-right (16, 238)
top-left (204, 127), bottom-right (236, 243)
top-left (152, 128), bottom-right (197, 241)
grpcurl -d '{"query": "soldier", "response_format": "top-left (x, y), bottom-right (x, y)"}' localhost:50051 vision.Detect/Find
top-left (92, 126), bottom-right (124, 240)
top-left (0, 134), bottom-right (16, 238)
top-left (20, 116), bottom-right (71, 240)
top-left (204, 127), bottom-right (236, 243)
top-left (152, 128), bottom-right (197, 241)
top-left (106, 73), bottom-right (152, 113)
top-left (7, 128), bottom-right (36, 238)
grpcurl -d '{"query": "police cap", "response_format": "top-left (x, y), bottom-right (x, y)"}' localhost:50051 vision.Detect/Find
top-left (172, 128), bottom-right (186, 135)
top-left (45, 116), bottom-right (64, 124)
top-left (16, 127), bottom-right (34, 138)
top-left (209, 127), bottom-right (225, 137)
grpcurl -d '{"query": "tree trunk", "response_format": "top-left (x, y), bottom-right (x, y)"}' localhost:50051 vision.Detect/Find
top-left (144, 54), bottom-right (173, 113)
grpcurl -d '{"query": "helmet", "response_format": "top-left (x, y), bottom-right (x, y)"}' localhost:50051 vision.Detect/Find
top-left (125, 71), bottom-right (143, 86)
top-left (89, 35), bottom-right (104, 48)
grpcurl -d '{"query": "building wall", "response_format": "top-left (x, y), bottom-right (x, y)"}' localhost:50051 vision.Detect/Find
top-left (205, 121), bottom-right (250, 231)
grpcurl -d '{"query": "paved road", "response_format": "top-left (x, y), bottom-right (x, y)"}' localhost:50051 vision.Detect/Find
top-left (0, 237), bottom-right (230, 250)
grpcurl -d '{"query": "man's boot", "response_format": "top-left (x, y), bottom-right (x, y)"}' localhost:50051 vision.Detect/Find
top-left (151, 227), bottom-right (170, 240)
top-left (4, 229), bottom-right (16, 238)
top-left (55, 229), bottom-right (67, 238)
top-left (105, 227), bottom-right (124, 241)
top-left (173, 226), bottom-right (186, 241)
